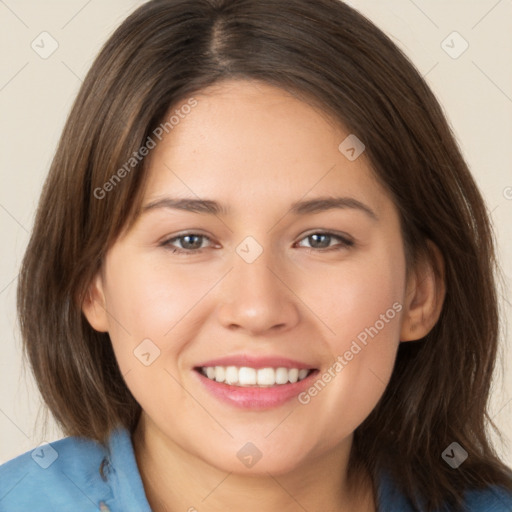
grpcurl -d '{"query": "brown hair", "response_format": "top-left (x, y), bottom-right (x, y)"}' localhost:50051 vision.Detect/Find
top-left (17, 0), bottom-right (512, 510)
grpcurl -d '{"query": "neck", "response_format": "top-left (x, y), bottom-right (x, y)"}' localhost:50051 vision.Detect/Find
top-left (132, 415), bottom-right (376, 512)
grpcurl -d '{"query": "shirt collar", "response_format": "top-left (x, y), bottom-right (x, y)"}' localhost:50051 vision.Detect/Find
top-left (102, 426), bottom-right (153, 512)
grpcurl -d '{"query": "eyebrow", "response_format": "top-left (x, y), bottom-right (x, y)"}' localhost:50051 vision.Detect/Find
top-left (141, 196), bottom-right (378, 221)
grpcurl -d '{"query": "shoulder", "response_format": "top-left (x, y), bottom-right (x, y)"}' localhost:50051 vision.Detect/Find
top-left (0, 434), bottom-right (112, 512)
top-left (377, 468), bottom-right (512, 512)
top-left (462, 485), bottom-right (512, 511)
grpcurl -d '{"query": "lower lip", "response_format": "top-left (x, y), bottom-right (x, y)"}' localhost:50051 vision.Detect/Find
top-left (193, 369), bottom-right (319, 409)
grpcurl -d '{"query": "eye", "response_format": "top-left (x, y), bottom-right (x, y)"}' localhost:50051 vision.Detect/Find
top-left (160, 230), bottom-right (354, 256)
top-left (295, 231), bottom-right (354, 252)
top-left (160, 233), bottom-right (214, 254)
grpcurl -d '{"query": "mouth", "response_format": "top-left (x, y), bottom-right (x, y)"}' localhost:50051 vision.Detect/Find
top-left (192, 365), bottom-right (320, 409)
top-left (194, 365), bottom-right (316, 387)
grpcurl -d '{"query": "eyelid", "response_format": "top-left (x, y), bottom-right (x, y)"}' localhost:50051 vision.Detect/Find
top-left (159, 231), bottom-right (216, 250)
top-left (294, 231), bottom-right (354, 251)
top-left (298, 228), bottom-right (354, 243)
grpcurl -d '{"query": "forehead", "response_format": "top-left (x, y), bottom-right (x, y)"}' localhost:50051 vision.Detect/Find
top-left (141, 79), bottom-right (391, 219)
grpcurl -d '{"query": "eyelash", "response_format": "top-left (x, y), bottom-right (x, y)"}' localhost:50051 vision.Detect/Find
top-left (160, 231), bottom-right (355, 255)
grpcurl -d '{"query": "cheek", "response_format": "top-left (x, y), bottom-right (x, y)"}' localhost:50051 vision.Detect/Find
top-left (297, 243), bottom-right (405, 436)
top-left (312, 241), bottom-right (405, 348)
top-left (102, 253), bottom-right (212, 372)
top-left (106, 248), bottom-right (212, 323)
top-left (102, 258), bottom-right (208, 414)
top-left (320, 271), bottom-right (402, 386)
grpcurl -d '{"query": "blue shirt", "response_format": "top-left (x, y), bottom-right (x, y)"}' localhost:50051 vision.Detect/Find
top-left (1, 427), bottom-right (511, 511)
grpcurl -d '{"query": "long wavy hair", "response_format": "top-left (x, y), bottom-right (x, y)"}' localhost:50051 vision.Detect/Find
top-left (17, 0), bottom-right (512, 510)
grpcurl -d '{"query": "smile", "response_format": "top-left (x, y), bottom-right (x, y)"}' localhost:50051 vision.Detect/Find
top-left (193, 366), bottom-right (320, 409)
top-left (196, 366), bottom-right (315, 387)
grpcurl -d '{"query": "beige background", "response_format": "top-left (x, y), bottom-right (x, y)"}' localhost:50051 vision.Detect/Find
top-left (1, 0), bottom-right (511, 467)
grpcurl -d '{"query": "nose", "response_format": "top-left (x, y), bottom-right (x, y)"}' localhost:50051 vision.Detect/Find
top-left (215, 244), bottom-right (301, 335)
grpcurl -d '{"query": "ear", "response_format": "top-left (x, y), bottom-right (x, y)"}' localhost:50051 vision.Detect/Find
top-left (400, 240), bottom-right (446, 342)
top-left (81, 270), bottom-right (109, 333)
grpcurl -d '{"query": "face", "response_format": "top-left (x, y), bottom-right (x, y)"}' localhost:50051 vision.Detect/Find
top-left (85, 79), bottom-right (417, 475)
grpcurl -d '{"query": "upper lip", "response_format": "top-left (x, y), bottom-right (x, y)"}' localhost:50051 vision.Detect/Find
top-left (195, 354), bottom-right (317, 370)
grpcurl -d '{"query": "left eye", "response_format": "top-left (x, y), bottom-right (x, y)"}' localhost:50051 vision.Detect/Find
top-left (160, 231), bottom-right (354, 255)
top-left (296, 232), bottom-right (354, 251)
top-left (161, 233), bottom-right (213, 253)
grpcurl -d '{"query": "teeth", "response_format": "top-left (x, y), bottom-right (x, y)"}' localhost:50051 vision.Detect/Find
top-left (214, 366), bottom-right (225, 382)
top-left (201, 366), bottom-right (312, 387)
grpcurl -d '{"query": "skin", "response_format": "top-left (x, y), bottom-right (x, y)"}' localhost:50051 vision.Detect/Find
top-left (83, 79), bottom-right (445, 512)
